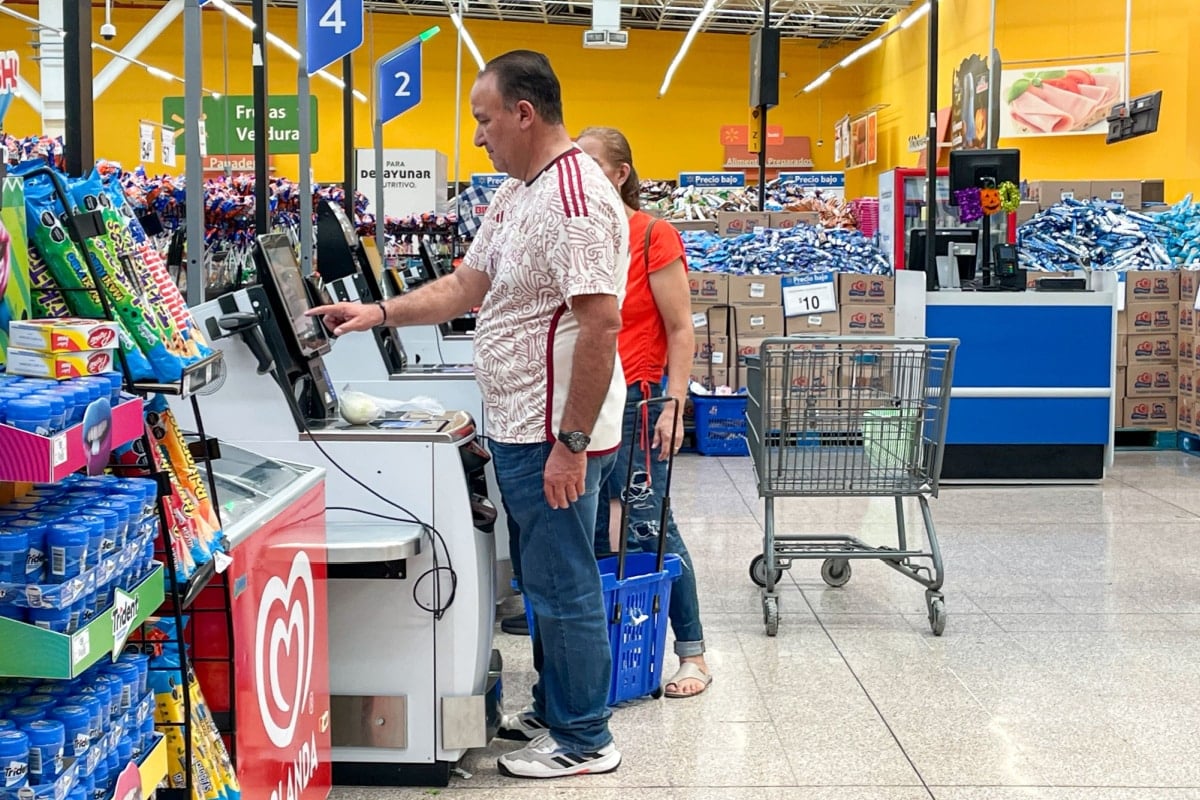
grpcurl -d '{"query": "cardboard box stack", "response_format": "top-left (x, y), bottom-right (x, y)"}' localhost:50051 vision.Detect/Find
top-left (1178, 271), bottom-right (1197, 434)
top-left (1118, 271), bottom-right (1179, 430)
top-left (691, 271), bottom-right (897, 394)
top-left (1029, 179), bottom-right (1162, 211)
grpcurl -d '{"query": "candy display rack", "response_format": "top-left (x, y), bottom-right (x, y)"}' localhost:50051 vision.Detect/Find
top-left (9, 164), bottom-right (238, 799)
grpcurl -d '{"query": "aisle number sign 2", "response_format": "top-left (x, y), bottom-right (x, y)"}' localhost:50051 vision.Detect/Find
top-left (378, 29), bottom-right (439, 124)
top-left (305, 0), bottom-right (365, 76)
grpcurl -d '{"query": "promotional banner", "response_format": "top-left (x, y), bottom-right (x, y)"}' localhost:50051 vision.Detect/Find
top-left (998, 61), bottom-right (1125, 138)
top-left (721, 129), bottom-right (815, 178)
top-left (834, 115), bottom-right (850, 163)
top-left (356, 148), bottom-right (447, 218)
top-left (847, 113), bottom-right (877, 169)
top-left (0, 51), bottom-right (18, 128)
top-left (951, 53), bottom-right (1001, 149)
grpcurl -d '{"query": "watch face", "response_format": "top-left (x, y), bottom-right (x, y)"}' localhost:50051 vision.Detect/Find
top-left (560, 431), bottom-right (590, 452)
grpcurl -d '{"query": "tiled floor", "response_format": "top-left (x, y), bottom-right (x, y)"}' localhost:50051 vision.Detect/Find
top-left (331, 450), bottom-right (1200, 799)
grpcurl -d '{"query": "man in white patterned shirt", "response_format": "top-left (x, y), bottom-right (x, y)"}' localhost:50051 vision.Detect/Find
top-left (309, 50), bottom-right (629, 779)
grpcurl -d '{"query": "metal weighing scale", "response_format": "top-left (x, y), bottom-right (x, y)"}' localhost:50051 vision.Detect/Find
top-left (311, 201), bottom-right (514, 592)
top-left (173, 232), bottom-right (502, 786)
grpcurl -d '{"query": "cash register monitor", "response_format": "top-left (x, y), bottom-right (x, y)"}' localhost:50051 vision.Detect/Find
top-left (908, 228), bottom-right (981, 289)
top-left (254, 233), bottom-right (331, 360)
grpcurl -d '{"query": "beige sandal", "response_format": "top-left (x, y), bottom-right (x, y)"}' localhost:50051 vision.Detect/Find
top-left (664, 662), bottom-right (712, 698)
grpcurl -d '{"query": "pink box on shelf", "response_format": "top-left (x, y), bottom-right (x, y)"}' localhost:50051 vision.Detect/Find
top-left (0, 396), bottom-right (144, 482)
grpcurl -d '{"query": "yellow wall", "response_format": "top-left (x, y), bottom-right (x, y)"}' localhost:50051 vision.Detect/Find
top-left (841, 0), bottom-right (1200, 201)
top-left (2, 2), bottom-right (1196, 201)
top-left (0, 6), bottom-right (856, 184)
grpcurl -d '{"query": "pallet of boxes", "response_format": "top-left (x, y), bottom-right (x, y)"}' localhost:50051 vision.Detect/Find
top-left (1180, 271), bottom-right (1197, 440)
top-left (1118, 270), bottom-right (1181, 442)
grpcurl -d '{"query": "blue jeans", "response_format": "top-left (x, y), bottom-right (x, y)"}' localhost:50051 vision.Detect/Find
top-left (490, 441), bottom-right (614, 752)
top-left (596, 383), bottom-right (706, 658)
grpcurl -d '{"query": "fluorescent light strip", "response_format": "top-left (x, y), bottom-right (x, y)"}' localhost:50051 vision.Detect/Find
top-left (803, 70), bottom-right (832, 93)
top-left (206, 0), bottom-right (367, 102)
top-left (0, 4), bottom-right (67, 37)
top-left (658, 0), bottom-right (718, 97)
top-left (802, 1), bottom-right (929, 94)
top-left (92, 40), bottom-right (222, 96)
top-left (449, 11), bottom-right (487, 71)
top-left (900, 2), bottom-right (930, 29)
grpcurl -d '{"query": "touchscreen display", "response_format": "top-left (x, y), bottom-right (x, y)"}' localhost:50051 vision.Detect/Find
top-left (258, 235), bottom-right (328, 358)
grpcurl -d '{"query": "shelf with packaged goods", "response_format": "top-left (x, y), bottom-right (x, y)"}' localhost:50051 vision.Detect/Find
top-left (0, 564), bottom-right (164, 679)
top-left (0, 396), bottom-right (145, 483)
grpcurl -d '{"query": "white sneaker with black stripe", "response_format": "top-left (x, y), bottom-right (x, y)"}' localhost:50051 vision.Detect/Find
top-left (497, 733), bottom-right (621, 779)
top-left (497, 709), bottom-right (549, 742)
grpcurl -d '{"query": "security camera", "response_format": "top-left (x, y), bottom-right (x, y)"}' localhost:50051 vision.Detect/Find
top-left (816, 138), bottom-right (825, 147)
top-left (100, 22), bottom-right (116, 41)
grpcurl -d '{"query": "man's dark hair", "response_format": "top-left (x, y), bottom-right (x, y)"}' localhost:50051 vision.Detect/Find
top-left (481, 50), bottom-right (564, 126)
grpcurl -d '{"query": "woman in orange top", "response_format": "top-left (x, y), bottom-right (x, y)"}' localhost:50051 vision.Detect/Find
top-left (577, 127), bottom-right (711, 697)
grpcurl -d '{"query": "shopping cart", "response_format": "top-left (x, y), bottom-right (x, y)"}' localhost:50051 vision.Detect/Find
top-left (744, 336), bottom-right (959, 636)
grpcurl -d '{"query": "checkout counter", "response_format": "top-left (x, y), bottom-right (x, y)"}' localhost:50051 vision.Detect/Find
top-left (173, 230), bottom-right (502, 787)
top-left (312, 202), bottom-right (513, 591)
top-left (897, 231), bottom-right (1117, 483)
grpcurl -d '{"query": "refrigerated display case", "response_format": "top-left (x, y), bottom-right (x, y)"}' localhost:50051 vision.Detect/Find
top-left (878, 167), bottom-right (1016, 271)
top-left (191, 444), bottom-right (332, 800)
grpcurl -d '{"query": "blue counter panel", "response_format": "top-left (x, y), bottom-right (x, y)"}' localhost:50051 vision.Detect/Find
top-left (945, 397), bottom-right (1112, 445)
top-left (926, 304), bottom-right (1113, 388)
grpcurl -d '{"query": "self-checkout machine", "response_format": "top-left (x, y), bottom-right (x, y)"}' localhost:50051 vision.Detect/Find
top-left (311, 198), bottom-right (515, 593)
top-left (175, 226), bottom-right (502, 784)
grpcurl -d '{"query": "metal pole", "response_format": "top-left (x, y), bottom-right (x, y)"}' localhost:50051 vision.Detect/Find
top-left (375, 117), bottom-right (385, 268)
top-left (453, 0), bottom-right (464, 222)
top-left (923, 0), bottom-right (939, 276)
top-left (62, 0), bottom-right (93, 175)
top-left (987, 0), bottom-right (997, 149)
top-left (297, 0), bottom-right (314, 276)
top-left (756, 0), bottom-right (769, 211)
top-left (184, 0), bottom-right (204, 306)
top-left (343, 54), bottom-right (355, 218)
top-left (1124, 0), bottom-right (1132, 111)
top-left (252, 0), bottom-right (270, 237)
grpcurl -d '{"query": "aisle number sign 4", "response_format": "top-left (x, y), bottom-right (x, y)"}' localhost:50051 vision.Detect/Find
top-left (782, 273), bottom-right (838, 317)
top-left (305, 0), bottom-right (365, 76)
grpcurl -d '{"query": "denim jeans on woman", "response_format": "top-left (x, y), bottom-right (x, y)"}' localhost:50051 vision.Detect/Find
top-left (490, 440), bottom-right (615, 753)
top-left (596, 382), bottom-right (705, 657)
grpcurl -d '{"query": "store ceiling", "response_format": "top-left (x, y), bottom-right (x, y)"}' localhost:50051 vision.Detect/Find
top-left (276, 0), bottom-right (911, 42)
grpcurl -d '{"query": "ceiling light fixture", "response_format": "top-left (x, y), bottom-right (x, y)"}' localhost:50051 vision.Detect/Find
top-left (657, 0), bottom-right (718, 98)
top-left (448, 10), bottom-right (487, 71)
top-left (92, 40), bottom-right (223, 96)
top-left (800, 2), bottom-right (929, 94)
top-left (0, 4), bottom-right (67, 37)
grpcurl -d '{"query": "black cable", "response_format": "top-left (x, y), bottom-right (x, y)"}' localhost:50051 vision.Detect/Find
top-left (297, 423), bottom-right (457, 619)
top-left (263, 361), bottom-right (458, 618)
top-left (325, 505), bottom-right (458, 618)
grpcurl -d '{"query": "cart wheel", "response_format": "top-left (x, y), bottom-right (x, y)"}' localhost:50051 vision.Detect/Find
top-left (764, 597), bottom-right (779, 637)
top-left (651, 686), bottom-right (664, 700)
top-left (749, 555), bottom-right (783, 588)
top-left (928, 597), bottom-right (947, 636)
top-left (821, 558), bottom-right (852, 588)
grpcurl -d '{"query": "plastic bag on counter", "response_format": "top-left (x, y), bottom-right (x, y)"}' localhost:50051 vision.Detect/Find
top-left (338, 386), bottom-right (446, 425)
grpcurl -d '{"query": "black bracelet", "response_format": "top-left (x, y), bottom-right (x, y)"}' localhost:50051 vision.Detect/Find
top-left (375, 300), bottom-right (389, 327)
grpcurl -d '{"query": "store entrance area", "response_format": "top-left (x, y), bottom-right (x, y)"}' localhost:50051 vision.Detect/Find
top-left (332, 449), bottom-right (1200, 799)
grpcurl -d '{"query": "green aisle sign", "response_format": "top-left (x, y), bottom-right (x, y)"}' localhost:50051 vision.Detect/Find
top-left (161, 95), bottom-right (319, 155)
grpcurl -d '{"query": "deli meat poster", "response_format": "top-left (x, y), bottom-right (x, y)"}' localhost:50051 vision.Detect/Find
top-left (999, 61), bottom-right (1125, 138)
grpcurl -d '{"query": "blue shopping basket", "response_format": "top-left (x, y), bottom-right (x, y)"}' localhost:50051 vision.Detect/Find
top-left (522, 395), bottom-right (684, 704)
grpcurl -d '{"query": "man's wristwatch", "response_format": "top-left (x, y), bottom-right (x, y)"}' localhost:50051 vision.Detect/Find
top-left (557, 430), bottom-right (591, 454)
